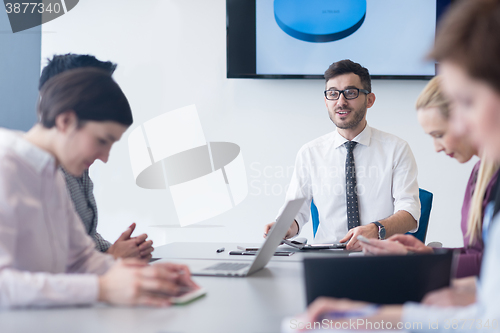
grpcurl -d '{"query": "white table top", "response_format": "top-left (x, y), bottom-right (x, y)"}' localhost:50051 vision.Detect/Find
top-left (153, 241), bottom-right (353, 262)
top-left (1, 243), bottom-right (317, 333)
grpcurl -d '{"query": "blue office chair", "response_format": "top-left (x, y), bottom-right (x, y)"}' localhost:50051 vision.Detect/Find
top-left (407, 188), bottom-right (433, 243)
top-left (311, 198), bottom-right (320, 237)
top-left (310, 188), bottom-right (433, 243)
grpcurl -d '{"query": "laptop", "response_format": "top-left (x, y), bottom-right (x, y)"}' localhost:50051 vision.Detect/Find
top-left (189, 197), bottom-right (306, 277)
top-left (303, 249), bottom-right (455, 304)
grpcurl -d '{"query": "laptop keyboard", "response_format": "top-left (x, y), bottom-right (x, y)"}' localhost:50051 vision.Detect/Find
top-left (204, 262), bottom-right (250, 271)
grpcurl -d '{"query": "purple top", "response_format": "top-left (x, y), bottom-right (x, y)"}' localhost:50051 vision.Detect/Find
top-left (450, 161), bottom-right (499, 278)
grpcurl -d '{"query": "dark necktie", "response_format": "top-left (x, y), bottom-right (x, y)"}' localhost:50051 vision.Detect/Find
top-left (345, 141), bottom-right (360, 230)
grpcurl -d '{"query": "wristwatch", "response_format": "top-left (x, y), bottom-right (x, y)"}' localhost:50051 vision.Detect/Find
top-left (372, 221), bottom-right (386, 240)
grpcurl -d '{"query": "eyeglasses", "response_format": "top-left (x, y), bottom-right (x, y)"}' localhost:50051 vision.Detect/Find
top-left (324, 88), bottom-right (370, 100)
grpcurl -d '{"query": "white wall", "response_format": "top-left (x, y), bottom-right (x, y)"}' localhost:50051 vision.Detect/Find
top-left (41, 0), bottom-right (475, 248)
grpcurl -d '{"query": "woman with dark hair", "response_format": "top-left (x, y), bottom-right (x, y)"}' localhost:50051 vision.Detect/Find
top-left (0, 68), bottom-right (198, 308)
top-left (298, 0), bottom-right (500, 330)
top-left (38, 54), bottom-right (154, 260)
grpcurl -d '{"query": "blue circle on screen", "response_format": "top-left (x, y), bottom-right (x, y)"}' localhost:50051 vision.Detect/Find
top-left (274, 0), bottom-right (367, 43)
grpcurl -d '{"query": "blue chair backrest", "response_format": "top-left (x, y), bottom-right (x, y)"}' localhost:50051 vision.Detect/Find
top-left (310, 188), bottom-right (433, 242)
top-left (408, 188), bottom-right (433, 243)
top-left (311, 199), bottom-right (320, 237)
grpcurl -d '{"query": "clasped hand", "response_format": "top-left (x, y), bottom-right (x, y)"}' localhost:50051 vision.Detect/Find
top-left (107, 222), bottom-right (154, 261)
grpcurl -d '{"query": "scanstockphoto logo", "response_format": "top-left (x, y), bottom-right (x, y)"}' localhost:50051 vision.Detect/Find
top-left (128, 105), bottom-right (248, 227)
top-left (4, 0), bottom-right (79, 33)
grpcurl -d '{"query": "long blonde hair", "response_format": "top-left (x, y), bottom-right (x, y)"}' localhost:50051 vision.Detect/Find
top-left (415, 76), bottom-right (450, 118)
top-left (467, 156), bottom-right (500, 244)
top-left (417, 76), bottom-right (499, 244)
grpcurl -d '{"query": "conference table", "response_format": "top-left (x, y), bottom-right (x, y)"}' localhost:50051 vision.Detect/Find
top-left (0, 242), bottom-right (353, 333)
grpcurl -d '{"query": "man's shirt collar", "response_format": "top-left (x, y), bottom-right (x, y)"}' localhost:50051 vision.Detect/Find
top-left (333, 123), bottom-right (372, 149)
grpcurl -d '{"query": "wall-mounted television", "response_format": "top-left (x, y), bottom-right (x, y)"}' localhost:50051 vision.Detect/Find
top-left (227, 0), bottom-right (453, 79)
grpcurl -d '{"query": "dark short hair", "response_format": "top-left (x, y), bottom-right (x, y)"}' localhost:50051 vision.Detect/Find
top-left (430, 0), bottom-right (500, 93)
top-left (39, 54), bottom-right (117, 90)
top-left (38, 68), bottom-right (133, 128)
top-left (324, 59), bottom-right (371, 93)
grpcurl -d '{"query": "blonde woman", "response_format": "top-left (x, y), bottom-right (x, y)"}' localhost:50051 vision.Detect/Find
top-left (359, 76), bottom-right (499, 278)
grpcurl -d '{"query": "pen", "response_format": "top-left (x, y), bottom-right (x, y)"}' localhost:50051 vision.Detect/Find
top-left (216, 247), bottom-right (225, 253)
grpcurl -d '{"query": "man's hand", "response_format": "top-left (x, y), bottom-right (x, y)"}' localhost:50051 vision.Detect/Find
top-left (386, 234), bottom-right (434, 254)
top-left (263, 220), bottom-right (298, 239)
top-left (98, 259), bottom-right (199, 307)
top-left (340, 224), bottom-right (378, 251)
top-left (107, 223), bottom-right (154, 261)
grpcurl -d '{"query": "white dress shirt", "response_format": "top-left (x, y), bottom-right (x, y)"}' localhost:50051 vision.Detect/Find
top-left (0, 129), bottom-right (114, 308)
top-left (402, 216), bottom-right (500, 332)
top-left (279, 124), bottom-right (420, 243)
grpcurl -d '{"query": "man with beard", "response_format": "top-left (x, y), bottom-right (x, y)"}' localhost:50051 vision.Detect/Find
top-left (265, 60), bottom-right (420, 251)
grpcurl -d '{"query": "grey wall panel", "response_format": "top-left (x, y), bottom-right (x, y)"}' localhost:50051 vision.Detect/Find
top-left (0, 9), bottom-right (40, 131)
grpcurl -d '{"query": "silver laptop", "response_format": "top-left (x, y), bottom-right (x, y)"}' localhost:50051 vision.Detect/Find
top-left (189, 198), bottom-right (305, 277)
